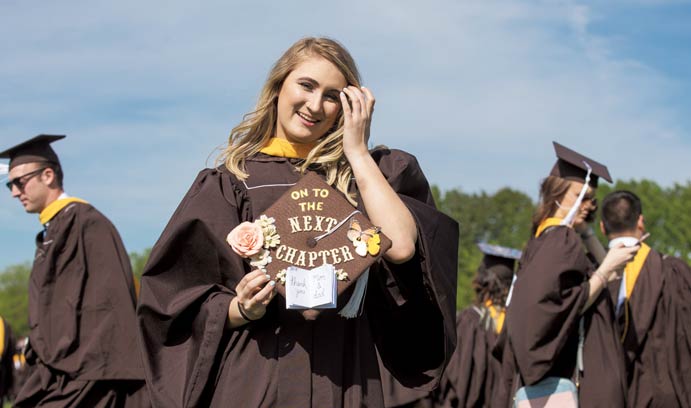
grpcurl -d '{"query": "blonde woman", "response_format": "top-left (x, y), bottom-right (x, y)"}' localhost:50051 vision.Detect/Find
top-left (137, 37), bottom-right (458, 408)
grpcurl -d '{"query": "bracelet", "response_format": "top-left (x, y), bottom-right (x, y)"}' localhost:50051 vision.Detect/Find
top-left (593, 271), bottom-right (608, 287)
top-left (237, 301), bottom-right (258, 322)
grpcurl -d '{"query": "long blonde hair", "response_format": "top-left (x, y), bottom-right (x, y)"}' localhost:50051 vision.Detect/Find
top-left (219, 37), bottom-right (362, 204)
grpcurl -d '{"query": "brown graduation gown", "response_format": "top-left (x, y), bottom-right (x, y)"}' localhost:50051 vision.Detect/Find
top-left (137, 149), bottom-right (459, 408)
top-left (435, 306), bottom-right (502, 408)
top-left (609, 249), bottom-right (691, 407)
top-left (14, 202), bottom-right (149, 408)
top-left (502, 226), bottom-right (627, 407)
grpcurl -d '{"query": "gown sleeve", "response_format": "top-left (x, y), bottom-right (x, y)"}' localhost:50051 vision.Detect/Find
top-left (366, 148), bottom-right (459, 391)
top-left (137, 169), bottom-right (249, 408)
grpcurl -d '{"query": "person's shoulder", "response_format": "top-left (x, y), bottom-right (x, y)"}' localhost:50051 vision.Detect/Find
top-left (538, 225), bottom-right (579, 245)
top-left (370, 146), bottom-right (420, 168)
top-left (527, 226), bottom-right (584, 264)
top-left (661, 252), bottom-right (691, 273)
top-left (370, 146), bottom-right (429, 189)
top-left (457, 305), bottom-right (483, 324)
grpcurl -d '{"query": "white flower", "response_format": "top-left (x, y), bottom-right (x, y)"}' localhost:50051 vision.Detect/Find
top-left (249, 249), bottom-right (272, 270)
top-left (263, 233), bottom-right (281, 249)
top-left (261, 223), bottom-right (277, 236)
top-left (335, 269), bottom-right (349, 281)
top-left (276, 269), bottom-right (287, 284)
top-left (256, 215), bottom-right (276, 229)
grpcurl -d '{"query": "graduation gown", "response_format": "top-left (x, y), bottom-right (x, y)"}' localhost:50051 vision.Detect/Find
top-left (609, 248), bottom-right (691, 407)
top-left (502, 226), bottom-right (627, 407)
top-left (379, 352), bottom-right (433, 408)
top-left (435, 305), bottom-right (502, 408)
top-left (14, 201), bottom-right (149, 408)
top-left (137, 149), bottom-right (459, 408)
top-left (0, 316), bottom-right (16, 403)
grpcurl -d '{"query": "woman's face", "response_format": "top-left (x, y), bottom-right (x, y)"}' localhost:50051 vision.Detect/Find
top-left (275, 56), bottom-right (348, 144)
top-left (559, 180), bottom-right (597, 226)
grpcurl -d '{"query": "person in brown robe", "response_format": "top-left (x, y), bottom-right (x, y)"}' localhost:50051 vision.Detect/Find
top-left (136, 37), bottom-right (459, 408)
top-left (601, 190), bottom-right (691, 407)
top-left (0, 316), bottom-right (16, 405)
top-left (498, 142), bottom-right (639, 407)
top-left (433, 243), bottom-right (519, 408)
top-left (1, 135), bottom-right (150, 407)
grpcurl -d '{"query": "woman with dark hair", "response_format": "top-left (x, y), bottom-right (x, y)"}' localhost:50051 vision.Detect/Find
top-left (434, 243), bottom-right (519, 408)
top-left (499, 142), bottom-right (638, 407)
top-left (137, 37), bottom-right (458, 408)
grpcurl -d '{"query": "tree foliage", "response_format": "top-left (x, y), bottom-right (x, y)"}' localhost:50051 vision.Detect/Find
top-left (435, 187), bottom-right (534, 309)
top-left (0, 263), bottom-right (31, 338)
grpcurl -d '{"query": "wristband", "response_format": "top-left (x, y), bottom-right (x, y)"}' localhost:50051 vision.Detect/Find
top-left (237, 301), bottom-right (258, 322)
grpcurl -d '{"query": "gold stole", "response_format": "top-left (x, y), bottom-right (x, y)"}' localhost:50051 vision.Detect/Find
top-left (535, 217), bottom-right (564, 238)
top-left (259, 137), bottom-right (317, 159)
top-left (485, 300), bottom-right (505, 334)
top-left (39, 197), bottom-right (89, 225)
top-left (620, 243), bottom-right (651, 342)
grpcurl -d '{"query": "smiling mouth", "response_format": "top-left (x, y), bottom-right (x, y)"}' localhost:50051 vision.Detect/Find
top-left (297, 111), bottom-right (320, 124)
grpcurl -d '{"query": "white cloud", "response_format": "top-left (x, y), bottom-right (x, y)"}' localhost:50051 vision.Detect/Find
top-left (1, 0), bottom-right (690, 268)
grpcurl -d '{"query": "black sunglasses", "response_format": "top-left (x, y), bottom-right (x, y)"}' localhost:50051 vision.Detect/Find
top-left (5, 167), bottom-right (47, 191)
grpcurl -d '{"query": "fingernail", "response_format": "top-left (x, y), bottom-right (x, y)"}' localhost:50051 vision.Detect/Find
top-left (269, 281), bottom-right (276, 286)
top-left (265, 274), bottom-right (270, 279)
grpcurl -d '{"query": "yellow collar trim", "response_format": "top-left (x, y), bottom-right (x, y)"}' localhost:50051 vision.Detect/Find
top-left (0, 316), bottom-right (5, 357)
top-left (625, 243), bottom-right (651, 300)
top-left (39, 197), bottom-right (89, 225)
top-left (535, 217), bottom-right (564, 238)
top-left (259, 137), bottom-right (317, 159)
top-left (485, 300), bottom-right (505, 334)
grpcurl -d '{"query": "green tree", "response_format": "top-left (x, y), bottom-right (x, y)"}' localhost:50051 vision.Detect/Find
top-left (435, 186), bottom-right (534, 309)
top-left (0, 263), bottom-right (31, 338)
top-left (129, 248), bottom-right (152, 279)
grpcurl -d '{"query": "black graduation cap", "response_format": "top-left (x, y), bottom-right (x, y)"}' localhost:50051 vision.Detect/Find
top-left (549, 141), bottom-right (612, 187)
top-left (477, 242), bottom-right (521, 275)
top-left (0, 135), bottom-right (65, 170)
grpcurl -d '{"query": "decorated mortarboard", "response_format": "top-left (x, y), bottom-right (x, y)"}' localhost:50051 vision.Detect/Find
top-left (226, 171), bottom-right (391, 320)
top-left (550, 141), bottom-right (611, 188)
top-left (0, 135), bottom-right (65, 170)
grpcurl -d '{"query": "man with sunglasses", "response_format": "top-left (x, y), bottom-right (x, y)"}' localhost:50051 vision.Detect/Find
top-left (0, 135), bottom-right (150, 407)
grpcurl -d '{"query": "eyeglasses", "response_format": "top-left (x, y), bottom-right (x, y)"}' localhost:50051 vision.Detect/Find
top-left (5, 167), bottom-right (47, 191)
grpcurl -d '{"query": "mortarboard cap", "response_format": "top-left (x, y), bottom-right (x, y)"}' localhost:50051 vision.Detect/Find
top-left (549, 141), bottom-right (611, 187)
top-left (0, 135), bottom-right (65, 170)
top-left (256, 171), bottom-right (391, 319)
top-left (477, 242), bottom-right (521, 275)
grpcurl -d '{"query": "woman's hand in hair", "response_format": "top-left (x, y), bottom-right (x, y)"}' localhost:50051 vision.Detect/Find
top-left (340, 86), bottom-right (375, 159)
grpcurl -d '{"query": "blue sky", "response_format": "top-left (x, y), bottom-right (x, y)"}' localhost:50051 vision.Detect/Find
top-left (2, 0), bottom-right (691, 269)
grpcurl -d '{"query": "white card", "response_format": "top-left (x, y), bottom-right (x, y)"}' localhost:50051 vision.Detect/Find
top-left (285, 264), bottom-right (337, 309)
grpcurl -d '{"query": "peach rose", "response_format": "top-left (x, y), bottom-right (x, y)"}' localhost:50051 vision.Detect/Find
top-left (227, 221), bottom-right (264, 257)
